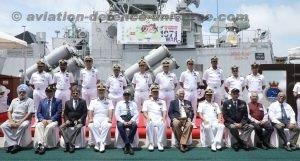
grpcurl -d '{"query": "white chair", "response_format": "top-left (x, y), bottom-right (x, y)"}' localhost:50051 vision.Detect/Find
top-left (114, 127), bottom-right (139, 148)
top-left (60, 127), bottom-right (87, 148)
top-left (145, 126), bottom-right (167, 147)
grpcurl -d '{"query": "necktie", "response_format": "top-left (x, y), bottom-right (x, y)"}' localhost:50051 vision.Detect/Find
top-left (281, 103), bottom-right (289, 125)
top-left (234, 101), bottom-right (237, 108)
top-left (125, 101), bottom-right (131, 120)
top-left (74, 100), bottom-right (78, 110)
top-left (48, 99), bottom-right (51, 117)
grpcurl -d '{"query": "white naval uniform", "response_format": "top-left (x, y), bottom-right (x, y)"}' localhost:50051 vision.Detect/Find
top-left (132, 72), bottom-right (153, 110)
top-left (53, 70), bottom-right (74, 108)
top-left (179, 70), bottom-right (201, 116)
top-left (88, 98), bottom-right (114, 145)
top-left (245, 74), bottom-right (265, 103)
top-left (1, 97), bottom-right (34, 147)
top-left (202, 67), bottom-right (224, 106)
top-left (293, 82), bottom-right (300, 126)
top-left (29, 71), bottom-right (54, 112)
top-left (80, 67), bottom-right (99, 106)
top-left (198, 100), bottom-right (224, 147)
top-left (224, 76), bottom-right (245, 100)
top-left (0, 85), bottom-right (10, 114)
top-left (106, 74), bottom-right (127, 106)
top-left (154, 71), bottom-right (178, 108)
top-left (142, 98), bottom-right (166, 145)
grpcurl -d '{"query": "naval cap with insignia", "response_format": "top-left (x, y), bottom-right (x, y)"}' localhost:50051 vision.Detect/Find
top-left (36, 59), bottom-right (45, 65)
top-left (138, 59), bottom-right (147, 65)
top-left (211, 56), bottom-right (218, 61)
top-left (123, 89), bottom-right (132, 95)
top-left (150, 84), bottom-right (159, 92)
top-left (251, 62), bottom-right (259, 69)
top-left (97, 83), bottom-right (106, 90)
top-left (231, 65), bottom-right (238, 70)
top-left (205, 88), bottom-right (214, 95)
top-left (162, 59), bottom-right (170, 66)
top-left (45, 85), bottom-right (55, 92)
top-left (186, 58), bottom-right (195, 64)
top-left (59, 59), bottom-right (67, 65)
top-left (113, 64), bottom-right (121, 69)
top-left (84, 55), bottom-right (93, 61)
top-left (231, 88), bottom-right (240, 93)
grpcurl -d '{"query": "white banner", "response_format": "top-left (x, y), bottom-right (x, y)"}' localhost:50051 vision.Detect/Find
top-left (117, 20), bottom-right (181, 44)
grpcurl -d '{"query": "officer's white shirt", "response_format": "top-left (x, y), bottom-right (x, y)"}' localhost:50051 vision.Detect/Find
top-left (178, 99), bottom-right (187, 118)
top-left (293, 82), bottom-right (300, 95)
top-left (155, 71), bottom-right (178, 91)
top-left (106, 74), bottom-right (127, 94)
top-left (29, 71), bottom-right (53, 90)
top-left (224, 76), bottom-right (245, 93)
top-left (0, 86), bottom-right (10, 113)
top-left (53, 70), bottom-right (74, 90)
top-left (132, 72), bottom-right (153, 91)
top-left (202, 67), bottom-right (224, 89)
top-left (268, 101), bottom-right (296, 124)
top-left (197, 100), bottom-right (221, 123)
top-left (88, 98), bottom-right (114, 120)
top-left (142, 98), bottom-right (166, 121)
top-left (8, 97), bottom-right (34, 121)
top-left (115, 100), bottom-right (139, 123)
top-left (245, 73), bottom-right (265, 93)
top-left (80, 67), bottom-right (99, 88)
top-left (179, 70), bottom-right (200, 91)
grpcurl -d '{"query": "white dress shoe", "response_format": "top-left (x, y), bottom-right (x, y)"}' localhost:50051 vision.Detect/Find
top-left (99, 142), bottom-right (105, 153)
top-left (157, 142), bottom-right (164, 151)
top-left (148, 144), bottom-right (154, 151)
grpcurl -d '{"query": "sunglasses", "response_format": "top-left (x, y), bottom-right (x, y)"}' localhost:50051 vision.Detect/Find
top-left (72, 92), bottom-right (79, 95)
top-left (188, 63), bottom-right (194, 65)
top-left (85, 60), bottom-right (92, 62)
top-left (232, 70), bottom-right (238, 72)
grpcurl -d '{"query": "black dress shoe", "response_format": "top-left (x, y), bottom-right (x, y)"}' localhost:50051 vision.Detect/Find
top-left (10, 145), bottom-right (21, 154)
top-left (284, 145), bottom-right (292, 152)
top-left (6, 146), bottom-right (14, 153)
top-left (290, 144), bottom-right (297, 151)
top-left (69, 145), bottom-right (75, 153)
top-left (123, 147), bottom-right (129, 154)
top-left (179, 145), bottom-right (186, 153)
top-left (64, 143), bottom-right (70, 152)
top-left (232, 143), bottom-right (240, 152)
top-left (128, 146), bottom-right (134, 155)
top-left (39, 146), bottom-right (46, 155)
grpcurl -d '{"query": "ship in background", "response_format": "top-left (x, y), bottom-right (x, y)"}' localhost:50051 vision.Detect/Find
top-left (0, 0), bottom-right (281, 103)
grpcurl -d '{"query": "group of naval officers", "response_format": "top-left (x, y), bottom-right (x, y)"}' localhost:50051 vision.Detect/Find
top-left (1, 55), bottom-right (300, 155)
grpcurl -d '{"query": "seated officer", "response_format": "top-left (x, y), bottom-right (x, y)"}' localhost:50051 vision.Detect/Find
top-left (115, 89), bottom-right (139, 155)
top-left (269, 92), bottom-right (300, 151)
top-left (222, 88), bottom-right (254, 151)
top-left (34, 86), bottom-right (62, 154)
top-left (142, 84), bottom-right (166, 151)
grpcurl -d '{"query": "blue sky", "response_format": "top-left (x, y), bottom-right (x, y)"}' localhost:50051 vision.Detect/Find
top-left (0, 0), bottom-right (299, 56)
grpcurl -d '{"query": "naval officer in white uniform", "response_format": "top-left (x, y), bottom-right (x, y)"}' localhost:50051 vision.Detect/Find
top-left (88, 83), bottom-right (113, 153)
top-left (293, 82), bottom-right (300, 126)
top-left (245, 63), bottom-right (265, 103)
top-left (202, 56), bottom-right (224, 107)
top-left (106, 64), bottom-right (127, 106)
top-left (80, 56), bottom-right (100, 106)
top-left (132, 59), bottom-right (153, 111)
top-left (224, 65), bottom-right (245, 100)
top-left (142, 84), bottom-right (166, 151)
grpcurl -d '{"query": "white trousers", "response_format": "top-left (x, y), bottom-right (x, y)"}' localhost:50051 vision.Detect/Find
top-left (82, 88), bottom-right (97, 106)
top-left (184, 90), bottom-right (198, 121)
top-left (55, 89), bottom-right (71, 109)
top-left (108, 93), bottom-right (123, 107)
top-left (146, 121), bottom-right (166, 145)
top-left (34, 121), bottom-right (59, 148)
top-left (1, 120), bottom-right (31, 147)
top-left (33, 89), bottom-right (46, 112)
top-left (134, 91), bottom-right (149, 111)
top-left (88, 119), bottom-right (112, 144)
top-left (212, 88), bottom-right (222, 107)
top-left (297, 98), bottom-right (300, 126)
top-left (159, 90), bottom-right (175, 126)
top-left (202, 122), bottom-right (225, 146)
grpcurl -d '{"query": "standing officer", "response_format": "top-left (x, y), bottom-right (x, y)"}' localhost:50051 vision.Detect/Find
top-left (222, 88), bottom-right (254, 151)
top-left (88, 83), bottom-right (114, 153)
top-left (53, 59), bottom-right (75, 112)
top-left (202, 56), bottom-right (224, 106)
top-left (142, 84), bottom-right (166, 151)
top-left (106, 64), bottom-right (127, 106)
top-left (224, 65), bottom-right (245, 100)
top-left (132, 59), bottom-right (153, 111)
top-left (292, 82), bottom-right (300, 126)
top-left (179, 58), bottom-right (201, 126)
top-left (29, 60), bottom-right (54, 126)
top-left (80, 56), bottom-right (100, 106)
top-left (245, 63), bottom-right (265, 103)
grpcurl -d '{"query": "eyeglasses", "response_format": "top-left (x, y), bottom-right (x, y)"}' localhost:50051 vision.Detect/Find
top-left (72, 92), bottom-right (79, 95)
top-left (232, 70), bottom-right (238, 72)
top-left (85, 60), bottom-right (92, 62)
top-left (139, 65), bottom-right (145, 67)
top-left (188, 63), bottom-right (194, 65)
